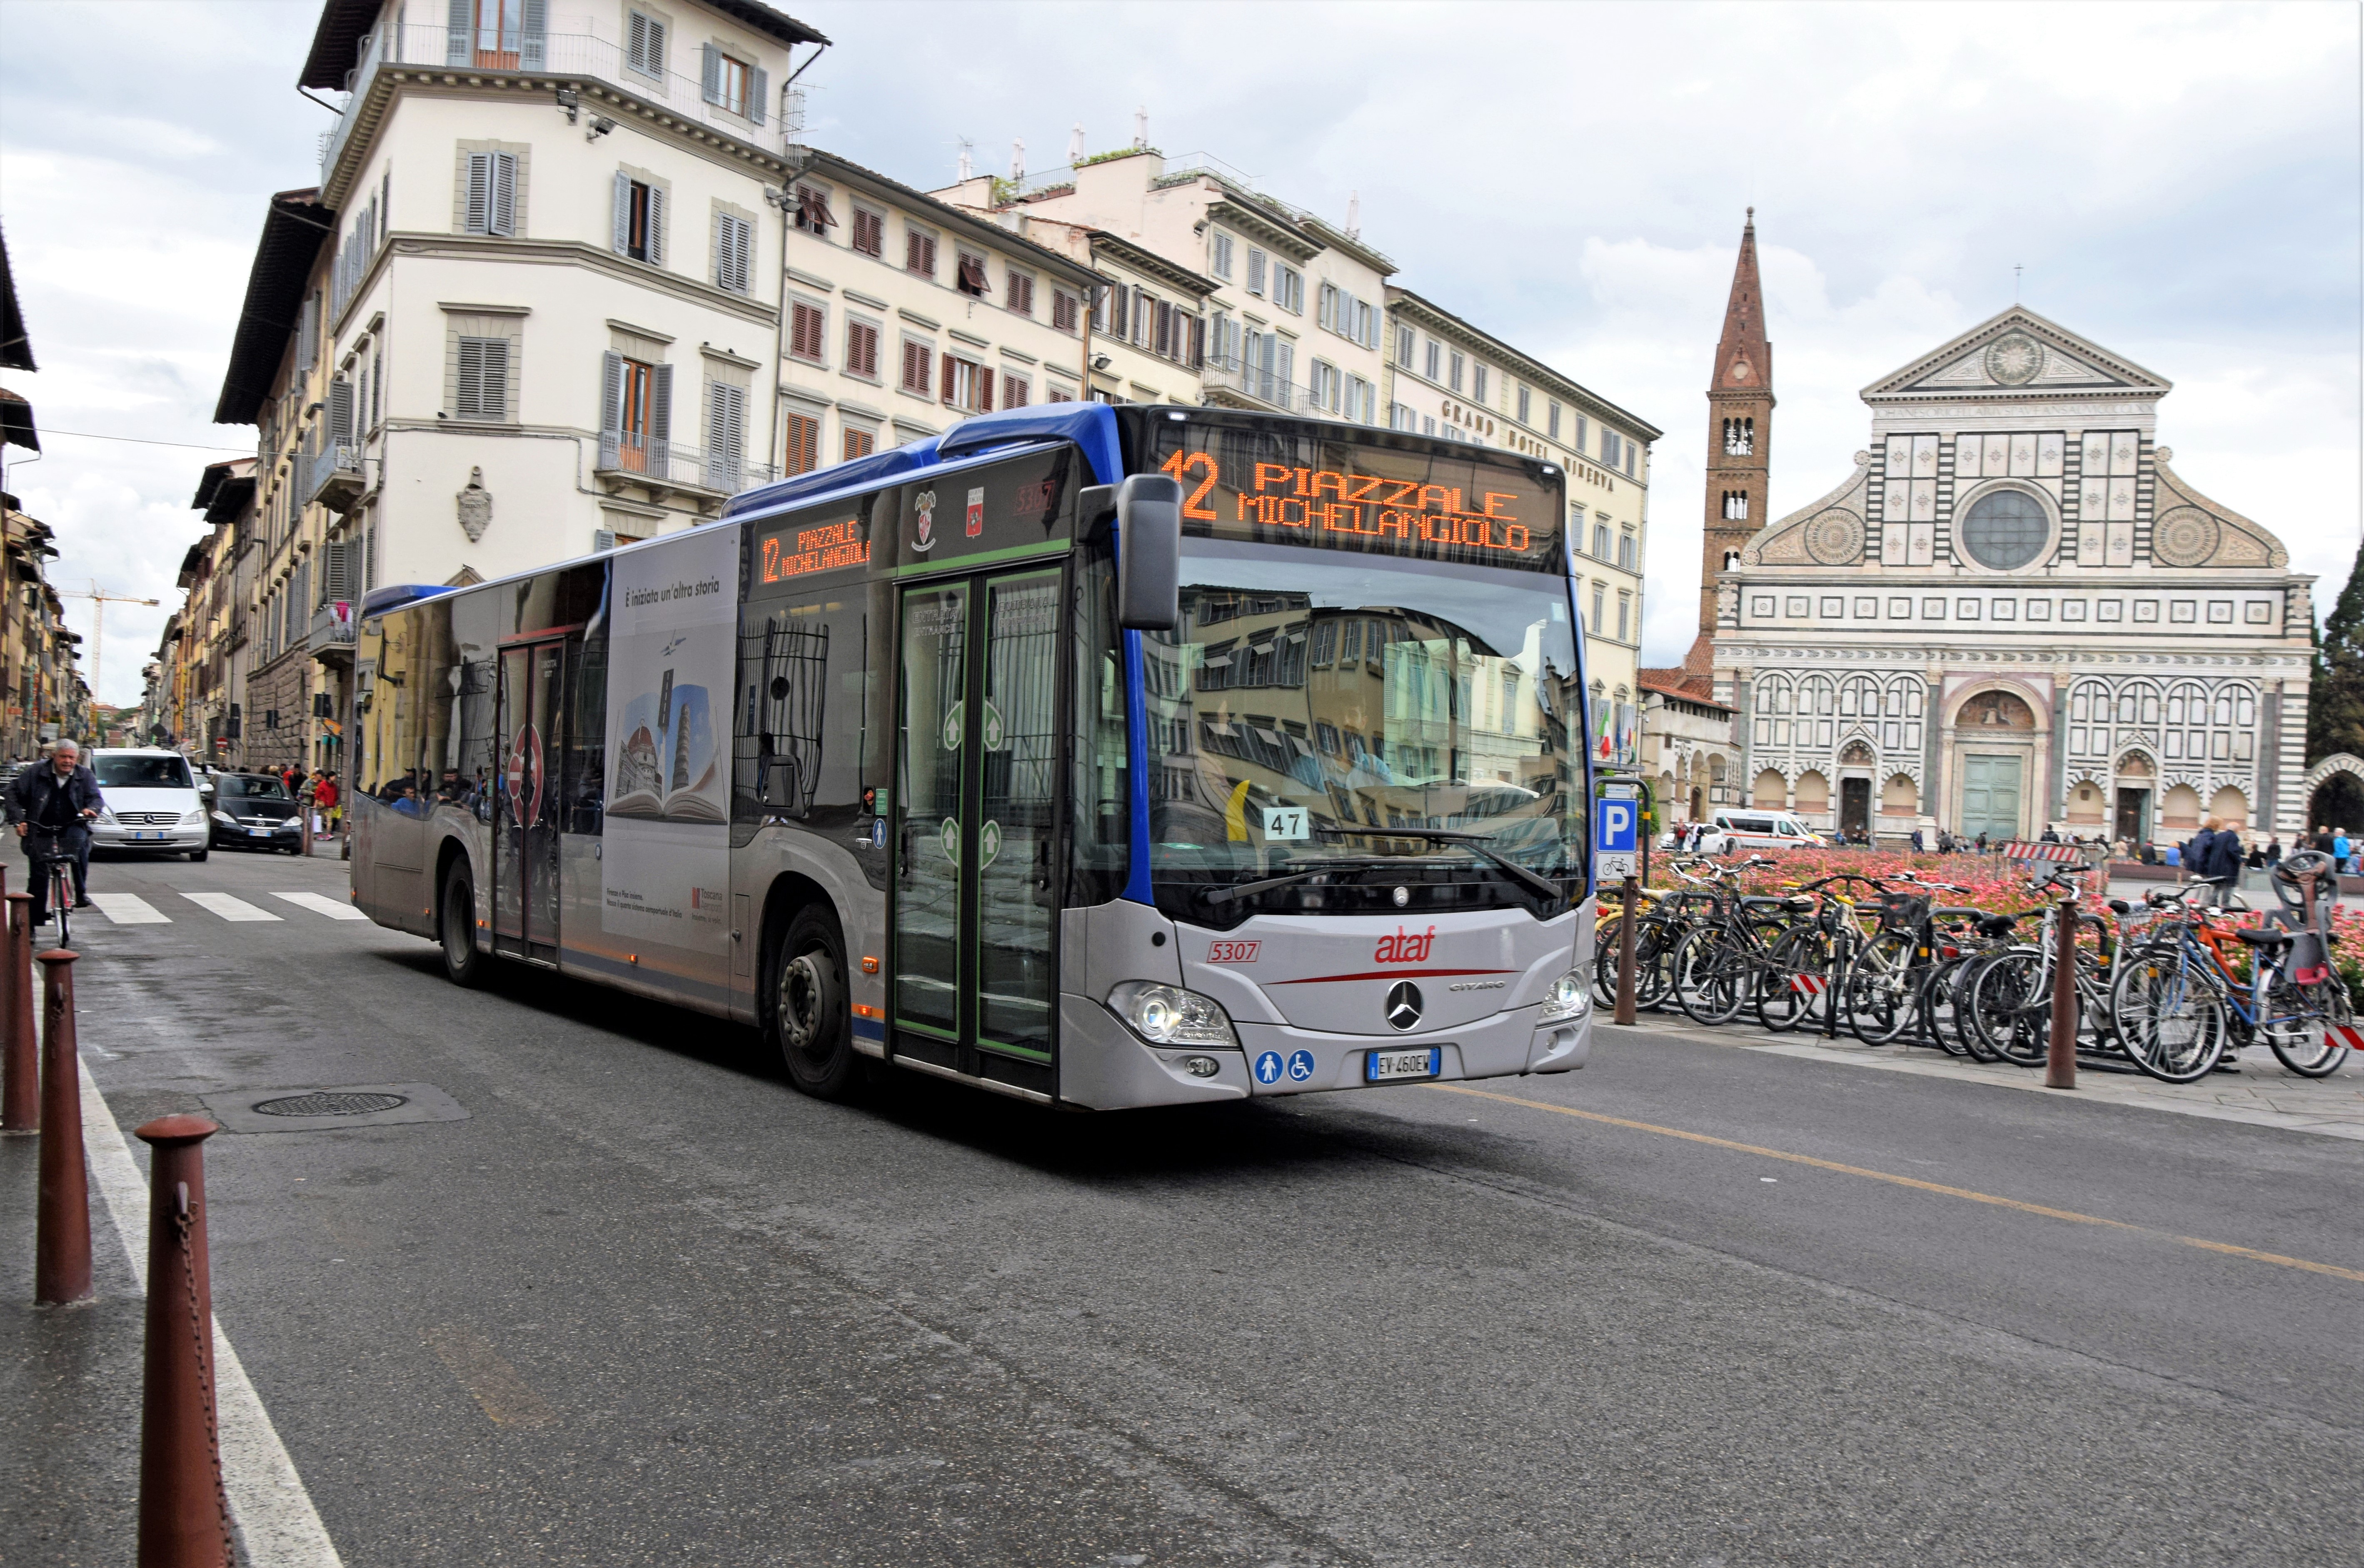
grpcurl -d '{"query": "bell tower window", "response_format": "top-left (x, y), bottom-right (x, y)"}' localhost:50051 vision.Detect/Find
top-left (1723, 416), bottom-right (1755, 456)
top-left (1722, 490), bottom-right (1750, 521)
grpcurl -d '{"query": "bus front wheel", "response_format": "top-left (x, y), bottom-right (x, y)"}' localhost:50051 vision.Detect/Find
top-left (772, 906), bottom-right (857, 1100)
top-left (440, 860), bottom-right (485, 988)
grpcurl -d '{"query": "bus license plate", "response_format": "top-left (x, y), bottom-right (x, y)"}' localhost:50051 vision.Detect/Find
top-left (1366, 1047), bottom-right (1440, 1083)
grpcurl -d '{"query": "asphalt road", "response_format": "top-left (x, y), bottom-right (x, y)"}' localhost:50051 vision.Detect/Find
top-left (17, 844), bottom-right (2364, 1566)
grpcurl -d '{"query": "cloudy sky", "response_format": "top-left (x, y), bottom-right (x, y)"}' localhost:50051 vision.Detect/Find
top-left (1, 0), bottom-right (2355, 705)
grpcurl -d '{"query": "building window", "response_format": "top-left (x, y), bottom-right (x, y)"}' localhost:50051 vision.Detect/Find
top-left (1593, 523), bottom-right (1610, 558)
top-left (906, 225), bottom-right (938, 278)
top-left (1390, 401), bottom-right (1416, 431)
top-left (626, 9), bottom-right (667, 76)
top-left (782, 410), bottom-right (819, 476)
top-left (1548, 401), bottom-right (1561, 439)
top-left (454, 337), bottom-right (509, 421)
top-left (841, 426), bottom-right (875, 462)
top-left (1395, 325), bottom-right (1415, 368)
top-left (1246, 247), bottom-right (1266, 295)
top-left (792, 184), bottom-right (835, 235)
top-left (1209, 231), bottom-right (1233, 279)
top-left (1618, 529), bottom-right (1635, 570)
top-left (942, 354), bottom-right (989, 412)
top-left (1723, 416), bottom-right (1754, 456)
top-left (713, 210), bottom-right (752, 294)
top-left (1273, 264), bottom-right (1303, 314)
top-left (901, 339), bottom-right (932, 395)
top-left (844, 319), bottom-right (879, 379)
top-left (703, 46), bottom-right (754, 119)
top-left (1447, 351), bottom-right (1463, 393)
top-left (955, 249), bottom-right (989, 297)
top-left (1051, 289), bottom-right (1080, 333)
top-left (788, 300), bottom-right (825, 364)
top-left (1516, 385), bottom-right (1531, 425)
top-left (1591, 580), bottom-right (1606, 628)
top-left (600, 352), bottom-right (665, 470)
top-left (612, 174), bottom-right (664, 263)
top-left (851, 207), bottom-right (884, 258)
top-left (1617, 591), bottom-right (1631, 641)
top-left (1424, 341), bottom-right (1440, 382)
top-left (1005, 269), bottom-right (1035, 316)
top-left (1001, 371), bottom-right (1029, 408)
top-left (461, 150), bottom-right (518, 237)
top-left (705, 380), bottom-right (747, 489)
top-left (1473, 365), bottom-right (1489, 402)
top-left (1345, 374), bottom-right (1373, 424)
top-left (1722, 490), bottom-right (1748, 520)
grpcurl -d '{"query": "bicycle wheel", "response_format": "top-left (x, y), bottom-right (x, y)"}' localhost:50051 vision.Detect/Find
top-left (1633, 915), bottom-right (1686, 1011)
top-left (2262, 971), bottom-right (2356, 1078)
top-left (1672, 926), bottom-right (1747, 1027)
top-left (2110, 943), bottom-right (2229, 1084)
top-left (1756, 926), bottom-right (1830, 1033)
top-left (1920, 955), bottom-right (1975, 1056)
top-left (1843, 928), bottom-right (1919, 1046)
top-left (50, 863), bottom-right (70, 948)
top-left (1591, 912), bottom-right (1629, 1009)
top-left (1952, 950), bottom-right (2017, 1063)
top-left (1969, 950), bottom-right (2053, 1067)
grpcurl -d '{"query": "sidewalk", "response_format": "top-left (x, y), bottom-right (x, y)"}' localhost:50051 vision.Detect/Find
top-left (1609, 1016), bottom-right (2364, 1142)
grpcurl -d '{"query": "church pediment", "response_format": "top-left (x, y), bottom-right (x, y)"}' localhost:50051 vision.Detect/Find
top-left (1861, 307), bottom-right (2171, 403)
top-left (1742, 457), bottom-right (1874, 568)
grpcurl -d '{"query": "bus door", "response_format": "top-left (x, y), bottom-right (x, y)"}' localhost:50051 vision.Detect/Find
top-left (889, 566), bottom-right (1063, 1080)
top-left (493, 638), bottom-right (565, 960)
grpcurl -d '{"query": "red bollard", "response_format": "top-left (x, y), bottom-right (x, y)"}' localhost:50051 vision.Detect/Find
top-left (35, 947), bottom-right (92, 1305)
top-left (0, 882), bottom-right (31, 1135)
top-left (134, 1114), bottom-right (233, 1568)
top-left (2046, 896), bottom-right (2079, 1090)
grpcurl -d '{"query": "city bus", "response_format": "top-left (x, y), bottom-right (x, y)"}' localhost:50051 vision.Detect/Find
top-left (347, 402), bottom-right (1595, 1109)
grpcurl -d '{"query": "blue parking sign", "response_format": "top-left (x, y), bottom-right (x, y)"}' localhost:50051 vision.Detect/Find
top-left (1596, 798), bottom-right (1638, 854)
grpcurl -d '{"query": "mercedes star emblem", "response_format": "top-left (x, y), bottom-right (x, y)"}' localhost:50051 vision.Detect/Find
top-left (1385, 980), bottom-right (1423, 1031)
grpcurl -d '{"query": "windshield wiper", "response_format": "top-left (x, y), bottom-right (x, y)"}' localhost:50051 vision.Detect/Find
top-left (1318, 826), bottom-right (1566, 902)
top-left (1196, 857), bottom-right (1388, 907)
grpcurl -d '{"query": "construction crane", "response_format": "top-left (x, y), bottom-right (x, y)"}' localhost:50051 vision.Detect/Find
top-left (61, 583), bottom-right (160, 705)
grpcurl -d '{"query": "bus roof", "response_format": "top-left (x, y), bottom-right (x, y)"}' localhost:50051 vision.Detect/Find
top-left (723, 402), bottom-right (1126, 522)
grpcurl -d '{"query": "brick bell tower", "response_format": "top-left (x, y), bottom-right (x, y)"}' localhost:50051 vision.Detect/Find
top-left (1699, 209), bottom-right (1774, 638)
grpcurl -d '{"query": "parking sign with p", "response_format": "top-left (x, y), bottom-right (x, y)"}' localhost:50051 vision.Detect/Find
top-left (1596, 792), bottom-right (1639, 880)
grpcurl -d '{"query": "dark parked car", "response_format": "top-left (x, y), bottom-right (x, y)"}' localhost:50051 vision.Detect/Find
top-left (208, 772), bottom-right (305, 853)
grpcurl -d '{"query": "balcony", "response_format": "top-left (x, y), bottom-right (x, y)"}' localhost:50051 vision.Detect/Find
top-left (1200, 357), bottom-right (1304, 416)
top-left (320, 20), bottom-right (801, 195)
top-left (596, 431), bottom-right (776, 512)
top-left (301, 441), bottom-right (364, 513)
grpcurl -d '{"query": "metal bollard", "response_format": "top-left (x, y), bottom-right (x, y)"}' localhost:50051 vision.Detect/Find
top-left (134, 1114), bottom-right (233, 1568)
top-left (1614, 874), bottom-right (1638, 1025)
top-left (34, 947), bottom-right (92, 1305)
top-left (0, 883), bottom-right (31, 1134)
top-left (2046, 897), bottom-right (2078, 1089)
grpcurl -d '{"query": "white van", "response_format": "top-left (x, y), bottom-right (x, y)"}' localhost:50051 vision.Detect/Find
top-left (87, 748), bottom-right (210, 860)
top-left (1697, 810), bottom-right (1827, 854)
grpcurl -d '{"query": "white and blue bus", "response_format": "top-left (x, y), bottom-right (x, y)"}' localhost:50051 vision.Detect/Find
top-left (349, 403), bottom-right (1594, 1109)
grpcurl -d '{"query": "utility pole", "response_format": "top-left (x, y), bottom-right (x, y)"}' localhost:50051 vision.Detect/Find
top-left (60, 583), bottom-right (159, 707)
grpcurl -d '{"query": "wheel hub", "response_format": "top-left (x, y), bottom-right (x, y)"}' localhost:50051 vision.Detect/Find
top-left (779, 952), bottom-right (828, 1054)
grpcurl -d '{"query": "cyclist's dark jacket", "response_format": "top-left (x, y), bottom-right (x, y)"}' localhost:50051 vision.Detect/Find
top-left (5, 765), bottom-right (103, 831)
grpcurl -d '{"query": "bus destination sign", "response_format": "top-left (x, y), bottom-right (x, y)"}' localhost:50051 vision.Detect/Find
top-left (1150, 423), bottom-right (1563, 573)
top-left (756, 516), bottom-right (870, 585)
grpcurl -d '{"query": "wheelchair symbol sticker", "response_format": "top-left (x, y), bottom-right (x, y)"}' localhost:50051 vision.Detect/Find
top-left (1286, 1049), bottom-right (1315, 1082)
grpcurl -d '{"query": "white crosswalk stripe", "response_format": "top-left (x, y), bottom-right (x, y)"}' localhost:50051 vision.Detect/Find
top-left (90, 893), bottom-right (171, 925)
top-left (180, 891), bottom-right (282, 923)
top-left (270, 891), bottom-right (370, 921)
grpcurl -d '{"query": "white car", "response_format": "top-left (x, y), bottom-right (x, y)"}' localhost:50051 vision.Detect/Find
top-left (88, 748), bottom-right (210, 860)
top-left (1692, 810), bottom-right (1828, 855)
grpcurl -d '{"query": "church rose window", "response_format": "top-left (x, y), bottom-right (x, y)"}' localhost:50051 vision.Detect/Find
top-left (1958, 490), bottom-right (2049, 570)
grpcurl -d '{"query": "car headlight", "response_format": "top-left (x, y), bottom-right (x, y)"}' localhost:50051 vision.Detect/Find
top-left (97, 808), bottom-right (117, 825)
top-left (1540, 969), bottom-right (1590, 1024)
top-left (212, 811), bottom-right (236, 825)
top-left (1107, 980), bottom-right (1238, 1047)
top-left (182, 810), bottom-right (207, 825)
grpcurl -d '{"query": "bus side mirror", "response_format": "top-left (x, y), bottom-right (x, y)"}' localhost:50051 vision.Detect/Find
top-left (1116, 474), bottom-right (1181, 631)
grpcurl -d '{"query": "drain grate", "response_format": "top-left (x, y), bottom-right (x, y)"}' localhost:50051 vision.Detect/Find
top-left (251, 1090), bottom-right (411, 1118)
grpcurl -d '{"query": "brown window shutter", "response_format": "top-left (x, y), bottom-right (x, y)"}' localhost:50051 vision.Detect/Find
top-left (941, 354), bottom-right (955, 403)
top-left (978, 364), bottom-right (993, 412)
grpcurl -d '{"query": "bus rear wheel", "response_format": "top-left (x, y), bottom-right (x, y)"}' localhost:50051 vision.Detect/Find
top-left (440, 859), bottom-right (485, 988)
top-left (772, 906), bottom-right (857, 1100)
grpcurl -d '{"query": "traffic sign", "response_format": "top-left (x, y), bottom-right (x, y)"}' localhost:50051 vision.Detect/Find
top-left (1596, 795), bottom-right (1640, 881)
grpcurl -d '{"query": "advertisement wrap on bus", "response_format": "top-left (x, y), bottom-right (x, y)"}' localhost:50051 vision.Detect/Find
top-left (346, 402), bottom-right (1594, 1112)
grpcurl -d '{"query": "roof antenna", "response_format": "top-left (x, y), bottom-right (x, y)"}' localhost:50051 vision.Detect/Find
top-left (2014, 262), bottom-right (2023, 301)
top-left (1133, 106), bottom-right (1148, 150)
top-left (1010, 139), bottom-right (1025, 182)
top-left (955, 137), bottom-right (974, 182)
top-left (1346, 190), bottom-right (1360, 239)
top-left (1067, 122), bottom-right (1086, 165)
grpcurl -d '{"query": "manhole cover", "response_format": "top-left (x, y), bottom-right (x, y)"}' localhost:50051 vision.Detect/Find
top-left (251, 1091), bottom-right (410, 1118)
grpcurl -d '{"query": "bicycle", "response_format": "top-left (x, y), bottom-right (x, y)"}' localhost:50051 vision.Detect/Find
top-left (1834, 871), bottom-right (1980, 1047)
top-left (1957, 863), bottom-right (2119, 1069)
top-left (1594, 858), bottom-right (1731, 1012)
top-left (1756, 872), bottom-right (1895, 1034)
top-left (22, 825), bottom-right (79, 947)
top-left (1665, 858), bottom-right (1813, 1027)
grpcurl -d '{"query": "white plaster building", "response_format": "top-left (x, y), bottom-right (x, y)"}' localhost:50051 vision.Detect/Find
top-left (1713, 307), bottom-right (2314, 845)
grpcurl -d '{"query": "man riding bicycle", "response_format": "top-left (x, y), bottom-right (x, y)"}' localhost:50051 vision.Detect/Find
top-left (6, 738), bottom-right (102, 926)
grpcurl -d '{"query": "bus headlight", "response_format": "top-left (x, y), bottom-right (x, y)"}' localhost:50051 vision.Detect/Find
top-left (1540, 970), bottom-right (1590, 1023)
top-left (1108, 981), bottom-right (1238, 1048)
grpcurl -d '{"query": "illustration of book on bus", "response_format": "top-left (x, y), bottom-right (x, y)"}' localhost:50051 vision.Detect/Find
top-left (610, 673), bottom-right (725, 821)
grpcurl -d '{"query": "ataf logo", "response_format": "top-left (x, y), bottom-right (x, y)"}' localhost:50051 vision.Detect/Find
top-left (1374, 925), bottom-right (1437, 964)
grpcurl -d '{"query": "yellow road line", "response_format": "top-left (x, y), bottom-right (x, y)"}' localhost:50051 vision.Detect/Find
top-left (1430, 1082), bottom-right (2364, 1285)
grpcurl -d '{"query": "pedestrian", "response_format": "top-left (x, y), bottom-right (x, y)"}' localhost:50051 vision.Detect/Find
top-left (4, 738), bottom-right (102, 925)
top-left (2265, 835), bottom-right (2282, 866)
top-left (2040, 824), bottom-right (2060, 844)
top-left (2197, 817), bottom-right (2245, 905)
top-left (2314, 824), bottom-right (2335, 855)
top-left (315, 769), bottom-right (340, 837)
top-left (1910, 827), bottom-right (1925, 854)
top-left (2337, 828), bottom-right (2353, 875)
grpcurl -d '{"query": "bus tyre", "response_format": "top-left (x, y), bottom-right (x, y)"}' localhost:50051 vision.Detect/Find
top-left (440, 860), bottom-right (485, 988)
top-left (773, 907), bottom-right (857, 1100)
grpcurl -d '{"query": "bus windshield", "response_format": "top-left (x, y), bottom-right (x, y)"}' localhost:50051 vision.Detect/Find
top-left (1143, 542), bottom-right (1582, 920)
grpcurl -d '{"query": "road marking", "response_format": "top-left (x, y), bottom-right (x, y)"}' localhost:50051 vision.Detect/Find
top-left (182, 892), bottom-right (283, 922)
top-left (90, 892), bottom-right (171, 924)
top-left (423, 1324), bottom-right (557, 1427)
top-left (1430, 1082), bottom-right (2364, 1285)
top-left (78, 1055), bottom-right (346, 1566)
top-left (270, 892), bottom-right (370, 921)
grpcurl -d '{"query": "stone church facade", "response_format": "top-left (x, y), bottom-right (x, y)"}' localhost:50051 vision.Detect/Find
top-left (1709, 305), bottom-right (2315, 846)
